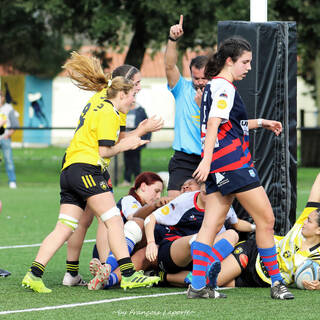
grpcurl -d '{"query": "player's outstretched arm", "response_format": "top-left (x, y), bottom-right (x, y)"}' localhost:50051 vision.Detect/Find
top-left (307, 173), bottom-right (320, 203)
top-left (248, 119), bottom-right (282, 136)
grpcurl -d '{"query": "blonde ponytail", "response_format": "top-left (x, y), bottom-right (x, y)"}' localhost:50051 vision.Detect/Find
top-left (63, 52), bottom-right (134, 97)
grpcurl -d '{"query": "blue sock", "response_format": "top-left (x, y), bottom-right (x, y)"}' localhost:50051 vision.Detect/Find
top-left (209, 238), bottom-right (234, 263)
top-left (103, 272), bottom-right (119, 289)
top-left (207, 239), bottom-right (234, 287)
top-left (191, 241), bottom-right (211, 290)
top-left (258, 246), bottom-right (283, 285)
top-left (106, 237), bottom-right (135, 272)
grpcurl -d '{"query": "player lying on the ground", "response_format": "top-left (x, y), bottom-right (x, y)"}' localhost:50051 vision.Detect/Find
top-left (88, 171), bottom-right (169, 290)
top-left (87, 177), bottom-right (199, 290)
top-left (88, 183), bottom-right (255, 292)
top-left (215, 173), bottom-right (320, 290)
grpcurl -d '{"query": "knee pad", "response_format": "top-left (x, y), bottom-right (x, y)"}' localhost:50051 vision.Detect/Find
top-left (100, 206), bottom-right (120, 222)
top-left (58, 214), bottom-right (79, 231)
top-left (124, 220), bottom-right (142, 244)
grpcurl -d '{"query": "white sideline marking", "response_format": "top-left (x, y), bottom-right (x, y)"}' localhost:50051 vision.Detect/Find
top-left (0, 239), bottom-right (95, 250)
top-left (0, 291), bottom-right (186, 315)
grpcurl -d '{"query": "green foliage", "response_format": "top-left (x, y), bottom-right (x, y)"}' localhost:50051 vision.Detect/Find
top-left (0, 0), bottom-right (69, 78)
top-left (269, 0), bottom-right (320, 99)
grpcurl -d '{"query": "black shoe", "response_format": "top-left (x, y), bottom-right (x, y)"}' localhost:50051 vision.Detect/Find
top-left (187, 285), bottom-right (227, 299)
top-left (0, 269), bottom-right (11, 277)
top-left (271, 281), bottom-right (294, 300)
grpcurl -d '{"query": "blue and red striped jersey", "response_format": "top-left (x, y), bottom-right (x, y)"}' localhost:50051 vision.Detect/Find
top-left (200, 77), bottom-right (254, 173)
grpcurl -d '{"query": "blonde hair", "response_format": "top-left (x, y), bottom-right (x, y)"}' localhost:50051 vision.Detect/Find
top-left (63, 52), bottom-right (133, 98)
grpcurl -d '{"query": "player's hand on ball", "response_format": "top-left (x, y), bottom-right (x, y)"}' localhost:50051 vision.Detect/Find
top-left (302, 280), bottom-right (320, 290)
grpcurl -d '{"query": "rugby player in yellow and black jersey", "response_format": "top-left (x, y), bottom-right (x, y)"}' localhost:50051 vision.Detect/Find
top-left (216, 173), bottom-right (320, 291)
top-left (22, 52), bottom-right (162, 293)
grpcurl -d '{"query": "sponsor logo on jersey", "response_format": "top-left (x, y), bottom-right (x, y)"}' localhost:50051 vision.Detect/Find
top-left (219, 92), bottom-right (228, 98)
top-left (240, 120), bottom-right (249, 136)
top-left (131, 204), bottom-right (138, 209)
top-left (217, 99), bottom-right (227, 110)
top-left (161, 206), bottom-right (170, 215)
top-left (215, 172), bottom-right (229, 187)
top-left (215, 172), bottom-right (225, 184)
top-left (239, 253), bottom-right (249, 268)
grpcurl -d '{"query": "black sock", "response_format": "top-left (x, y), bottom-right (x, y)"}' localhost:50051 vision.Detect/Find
top-left (118, 257), bottom-right (135, 277)
top-left (30, 261), bottom-right (45, 278)
top-left (66, 260), bottom-right (79, 277)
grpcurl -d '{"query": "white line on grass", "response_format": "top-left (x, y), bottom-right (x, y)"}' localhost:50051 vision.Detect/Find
top-left (0, 291), bottom-right (186, 315)
top-left (0, 239), bottom-right (95, 250)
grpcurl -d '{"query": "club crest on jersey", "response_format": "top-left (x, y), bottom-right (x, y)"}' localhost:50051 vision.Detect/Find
top-left (217, 99), bottom-right (227, 110)
top-left (248, 169), bottom-right (256, 178)
top-left (99, 181), bottom-right (107, 190)
top-left (234, 247), bottom-right (243, 254)
top-left (219, 92), bottom-right (228, 98)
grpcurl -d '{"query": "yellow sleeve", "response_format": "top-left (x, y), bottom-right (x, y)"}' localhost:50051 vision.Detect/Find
top-left (295, 203), bottom-right (320, 226)
top-left (119, 112), bottom-right (127, 132)
top-left (96, 108), bottom-right (120, 146)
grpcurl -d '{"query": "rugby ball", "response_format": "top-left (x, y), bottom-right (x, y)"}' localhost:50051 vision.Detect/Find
top-left (294, 260), bottom-right (320, 289)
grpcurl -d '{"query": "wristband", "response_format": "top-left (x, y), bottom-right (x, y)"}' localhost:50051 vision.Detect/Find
top-left (168, 36), bottom-right (178, 42)
top-left (251, 224), bottom-right (256, 232)
top-left (257, 118), bottom-right (263, 128)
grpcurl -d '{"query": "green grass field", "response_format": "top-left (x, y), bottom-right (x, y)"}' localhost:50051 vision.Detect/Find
top-left (0, 147), bottom-right (319, 319)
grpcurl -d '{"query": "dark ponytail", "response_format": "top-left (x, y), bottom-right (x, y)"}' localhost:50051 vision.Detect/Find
top-left (205, 37), bottom-right (251, 79)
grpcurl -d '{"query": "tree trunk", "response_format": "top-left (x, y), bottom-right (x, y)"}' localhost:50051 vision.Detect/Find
top-left (124, 17), bottom-right (147, 70)
top-left (315, 50), bottom-right (320, 125)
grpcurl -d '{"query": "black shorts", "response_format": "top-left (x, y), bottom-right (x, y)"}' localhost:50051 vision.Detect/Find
top-left (206, 167), bottom-right (261, 196)
top-left (168, 151), bottom-right (201, 191)
top-left (60, 163), bottom-right (113, 210)
top-left (157, 239), bottom-right (193, 274)
top-left (232, 239), bottom-right (269, 287)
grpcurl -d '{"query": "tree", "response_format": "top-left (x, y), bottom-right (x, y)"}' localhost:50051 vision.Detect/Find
top-left (268, 0), bottom-right (320, 123)
top-left (2, 0), bottom-right (241, 76)
top-left (0, 0), bottom-right (69, 78)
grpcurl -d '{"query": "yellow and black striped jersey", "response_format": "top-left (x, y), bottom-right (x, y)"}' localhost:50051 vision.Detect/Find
top-left (62, 89), bottom-right (126, 171)
top-left (256, 203), bottom-right (320, 285)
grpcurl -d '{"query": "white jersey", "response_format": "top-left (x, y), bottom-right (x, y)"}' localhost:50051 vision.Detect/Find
top-left (117, 195), bottom-right (142, 219)
top-left (152, 190), bottom-right (237, 236)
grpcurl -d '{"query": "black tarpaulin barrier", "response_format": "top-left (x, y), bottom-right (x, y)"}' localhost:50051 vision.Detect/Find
top-left (218, 21), bottom-right (297, 236)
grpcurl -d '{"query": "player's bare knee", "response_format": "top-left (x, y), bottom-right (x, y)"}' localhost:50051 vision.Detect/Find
top-left (224, 229), bottom-right (239, 245)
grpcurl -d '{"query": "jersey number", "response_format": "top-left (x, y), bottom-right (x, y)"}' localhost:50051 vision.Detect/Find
top-left (75, 103), bottom-right (91, 133)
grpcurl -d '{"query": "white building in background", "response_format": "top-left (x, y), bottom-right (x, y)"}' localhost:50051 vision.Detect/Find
top-left (51, 76), bottom-right (175, 147)
top-left (51, 75), bottom-right (317, 147)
